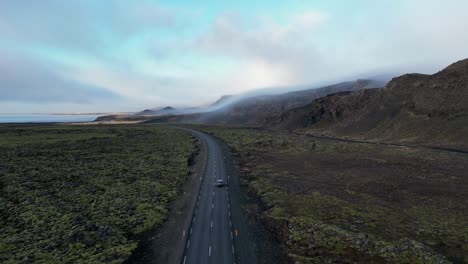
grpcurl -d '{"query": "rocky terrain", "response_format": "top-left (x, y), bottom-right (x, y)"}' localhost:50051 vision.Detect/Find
top-left (266, 59), bottom-right (468, 150)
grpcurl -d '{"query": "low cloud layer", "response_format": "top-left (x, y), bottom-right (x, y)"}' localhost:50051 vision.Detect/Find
top-left (1, 0), bottom-right (467, 113)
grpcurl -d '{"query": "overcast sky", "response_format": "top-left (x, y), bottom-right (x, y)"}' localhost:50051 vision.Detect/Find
top-left (1, 0), bottom-right (467, 113)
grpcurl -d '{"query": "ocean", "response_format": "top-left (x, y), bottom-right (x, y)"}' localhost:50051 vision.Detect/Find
top-left (0, 114), bottom-right (102, 123)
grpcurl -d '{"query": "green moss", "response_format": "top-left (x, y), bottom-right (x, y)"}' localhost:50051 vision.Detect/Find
top-left (0, 124), bottom-right (195, 263)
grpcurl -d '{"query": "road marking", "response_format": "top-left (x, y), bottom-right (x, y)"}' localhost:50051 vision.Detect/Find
top-left (183, 255), bottom-right (186, 264)
top-left (190, 227), bottom-right (193, 235)
top-left (211, 220), bottom-right (213, 229)
top-left (193, 216), bottom-right (196, 223)
top-left (209, 246), bottom-right (212, 257)
top-left (187, 239), bottom-right (190, 249)
top-left (235, 229), bottom-right (238, 236)
top-left (182, 229), bottom-right (185, 237)
top-left (212, 203), bottom-right (214, 209)
top-left (232, 245), bottom-right (235, 254)
top-left (212, 191), bottom-right (215, 196)
top-left (231, 231), bottom-right (233, 239)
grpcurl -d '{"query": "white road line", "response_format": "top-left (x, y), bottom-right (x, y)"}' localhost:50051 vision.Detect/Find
top-left (183, 229), bottom-right (185, 237)
top-left (187, 239), bottom-right (190, 249)
top-left (193, 216), bottom-right (196, 223)
top-left (212, 203), bottom-right (214, 209)
top-left (209, 246), bottom-right (212, 257)
top-left (183, 255), bottom-right (186, 264)
top-left (190, 227), bottom-right (193, 235)
top-left (211, 220), bottom-right (213, 229)
top-left (232, 245), bottom-right (235, 254)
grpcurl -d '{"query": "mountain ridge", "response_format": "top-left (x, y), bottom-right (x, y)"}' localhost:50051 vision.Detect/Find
top-left (265, 58), bottom-right (468, 150)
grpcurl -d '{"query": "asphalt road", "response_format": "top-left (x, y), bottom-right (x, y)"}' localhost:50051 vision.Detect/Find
top-left (178, 128), bottom-right (252, 264)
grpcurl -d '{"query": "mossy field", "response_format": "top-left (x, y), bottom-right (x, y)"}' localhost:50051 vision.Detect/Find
top-left (188, 125), bottom-right (468, 264)
top-left (0, 124), bottom-right (196, 263)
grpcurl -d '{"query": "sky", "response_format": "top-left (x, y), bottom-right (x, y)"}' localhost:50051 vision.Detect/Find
top-left (1, 0), bottom-right (467, 113)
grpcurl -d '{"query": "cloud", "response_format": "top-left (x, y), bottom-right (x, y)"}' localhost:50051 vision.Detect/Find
top-left (192, 10), bottom-right (332, 90)
top-left (196, 11), bottom-right (327, 64)
top-left (0, 52), bottom-right (121, 104)
top-left (194, 1), bottom-right (468, 91)
top-left (0, 0), bottom-right (179, 53)
top-left (1, 0), bottom-right (468, 113)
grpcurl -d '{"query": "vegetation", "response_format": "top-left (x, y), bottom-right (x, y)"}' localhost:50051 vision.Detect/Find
top-left (0, 124), bottom-right (195, 263)
top-left (189, 125), bottom-right (468, 264)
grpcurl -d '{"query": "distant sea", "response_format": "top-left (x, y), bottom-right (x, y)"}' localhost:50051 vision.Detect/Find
top-left (0, 114), bottom-right (102, 123)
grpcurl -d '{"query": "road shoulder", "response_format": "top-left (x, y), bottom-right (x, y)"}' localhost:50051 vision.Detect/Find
top-left (126, 133), bottom-right (207, 264)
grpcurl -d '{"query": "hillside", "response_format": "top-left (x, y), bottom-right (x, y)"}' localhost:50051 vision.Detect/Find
top-left (266, 59), bottom-right (468, 150)
top-left (146, 79), bottom-right (382, 125)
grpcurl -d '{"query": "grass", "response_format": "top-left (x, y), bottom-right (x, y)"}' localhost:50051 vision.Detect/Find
top-left (188, 125), bottom-right (468, 264)
top-left (0, 124), bottom-right (195, 263)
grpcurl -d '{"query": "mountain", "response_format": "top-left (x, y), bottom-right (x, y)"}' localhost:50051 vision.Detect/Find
top-left (265, 59), bottom-right (468, 150)
top-left (146, 79), bottom-right (383, 125)
top-left (209, 95), bottom-right (234, 107)
top-left (136, 106), bottom-right (178, 115)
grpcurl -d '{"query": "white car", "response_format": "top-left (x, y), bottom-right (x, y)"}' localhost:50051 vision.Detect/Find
top-left (215, 179), bottom-right (226, 187)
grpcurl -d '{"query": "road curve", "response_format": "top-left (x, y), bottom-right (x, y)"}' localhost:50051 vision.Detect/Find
top-left (176, 128), bottom-right (250, 264)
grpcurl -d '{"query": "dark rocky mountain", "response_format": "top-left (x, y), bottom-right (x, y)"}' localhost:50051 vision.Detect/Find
top-left (265, 59), bottom-right (468, 150)
top-left (147, 79), bottom-right (381, 125)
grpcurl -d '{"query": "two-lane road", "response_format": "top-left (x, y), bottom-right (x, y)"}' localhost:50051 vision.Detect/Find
top-left (178, 128), bottom-right (239, 264)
